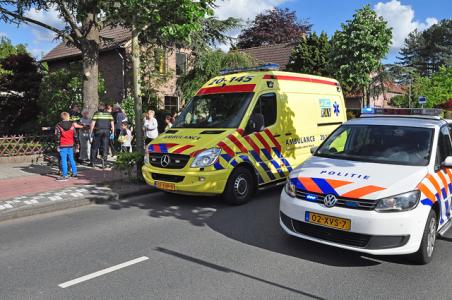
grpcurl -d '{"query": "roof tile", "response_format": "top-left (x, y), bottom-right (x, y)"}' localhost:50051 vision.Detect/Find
top-left (41, 26), bottom-right (131, 62)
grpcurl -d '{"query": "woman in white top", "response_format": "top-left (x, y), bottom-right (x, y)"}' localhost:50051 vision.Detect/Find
top-left (143, 110), bottom-right (158, 145)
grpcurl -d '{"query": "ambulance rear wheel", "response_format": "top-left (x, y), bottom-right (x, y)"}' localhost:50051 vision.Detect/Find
top-left (224, 167), bottom-right (255, 205)
top-left (412, 209), bottom-right (437, 265)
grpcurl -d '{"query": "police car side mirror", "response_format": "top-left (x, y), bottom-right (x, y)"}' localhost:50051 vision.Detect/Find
top-left (310, 147), bottom-right (318, 154)
top-left (442, 156), bottom-right (452, 168)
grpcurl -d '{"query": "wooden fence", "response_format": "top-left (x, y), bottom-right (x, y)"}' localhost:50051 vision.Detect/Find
top-left (0, 133), bottom-right (54, 157)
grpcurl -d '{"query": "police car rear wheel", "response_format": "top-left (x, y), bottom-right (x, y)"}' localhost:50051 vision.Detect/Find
top-left (413, 209), bottom-right (437, 265)
top-left (224, 167), bottom-right (255, 205)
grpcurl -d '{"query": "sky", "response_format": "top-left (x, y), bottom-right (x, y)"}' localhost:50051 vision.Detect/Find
top-left (0, 0), bottom-right (450, 63)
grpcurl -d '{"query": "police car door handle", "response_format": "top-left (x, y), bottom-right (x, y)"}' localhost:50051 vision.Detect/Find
top-left (285, 132), bottom-right (292, 136)
top-left (274, 133), bottom-right (281, 137)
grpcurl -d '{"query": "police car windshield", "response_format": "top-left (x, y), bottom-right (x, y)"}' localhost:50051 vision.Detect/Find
top-left (173, 92), bottom-right (253, 128)
top-left (316, 124), bottom-right (434, 166)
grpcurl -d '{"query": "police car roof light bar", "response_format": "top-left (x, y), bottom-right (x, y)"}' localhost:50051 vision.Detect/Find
top-left (219, 63), bottom-right (280, 75)
top-left (361, 107), bottom-right (443, 117)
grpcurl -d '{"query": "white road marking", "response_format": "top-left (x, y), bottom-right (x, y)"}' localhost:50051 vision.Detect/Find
top-left (58, 256), bottom-right (149, 288)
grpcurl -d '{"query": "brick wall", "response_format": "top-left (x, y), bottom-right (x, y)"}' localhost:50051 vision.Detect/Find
top-left (47, 49), bottom-right (128, 103)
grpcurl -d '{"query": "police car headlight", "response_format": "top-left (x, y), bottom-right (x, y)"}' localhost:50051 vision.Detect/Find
top-left (284, 179), bottom-right (296, 198)
top-left (190, 148), bottom-right (221, 168)
top-left (375, 190), bottom-right (420, 212)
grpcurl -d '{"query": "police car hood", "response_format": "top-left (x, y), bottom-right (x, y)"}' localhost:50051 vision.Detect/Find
top-left (291, 156), bottom-right (428, 200)
top-left (148, 128), bottom-right (235, 156)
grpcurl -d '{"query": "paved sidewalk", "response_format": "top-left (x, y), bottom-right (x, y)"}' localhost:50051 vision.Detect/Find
top-left (0, 162), bottom-right (124, 201)
top-left (0, 160), bottom-right (153, 222)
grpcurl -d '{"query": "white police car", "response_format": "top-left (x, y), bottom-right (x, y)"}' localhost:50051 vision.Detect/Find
top-left (280, 108), bottom-right (452, 264)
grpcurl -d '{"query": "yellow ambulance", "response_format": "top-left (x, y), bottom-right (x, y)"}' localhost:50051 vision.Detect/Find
top-left (142, 64), bottom-right (347, 204)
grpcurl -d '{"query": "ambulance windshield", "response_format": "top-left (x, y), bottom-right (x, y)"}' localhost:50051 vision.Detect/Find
top-left (316, 124), bottom-right (434, 166)
top-left (173, 92), bottom-right (253, 128)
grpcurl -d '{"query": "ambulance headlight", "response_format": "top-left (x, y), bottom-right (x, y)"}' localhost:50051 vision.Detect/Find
top-left (191, 148), bottom-right (221, 168)
top-left (284, 179), bottom-right (296, 198)
top-left (375, 190), bottom-right (420, 212)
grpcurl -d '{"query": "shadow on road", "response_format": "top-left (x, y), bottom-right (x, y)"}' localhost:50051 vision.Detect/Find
top-left (104, 187), bottom-right (414, 267)
top-left (155, 246), bottom-right (325, 300)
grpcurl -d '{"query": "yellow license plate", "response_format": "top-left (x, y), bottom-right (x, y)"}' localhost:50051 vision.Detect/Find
top-left (155, 181), bottom-right (176, 191)
top-left (305, 211), bottom-right (351, 231)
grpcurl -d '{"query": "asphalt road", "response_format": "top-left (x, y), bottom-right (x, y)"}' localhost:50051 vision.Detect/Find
top-left (1, 188), bottom-right (452, 299)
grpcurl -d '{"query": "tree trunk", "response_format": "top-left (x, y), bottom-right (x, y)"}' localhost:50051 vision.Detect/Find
top-left (132, 25), bottom-right (143, 154)
top-left (81, 13), bottom-right (100, 116)
top-left (363, 86), bottom-right (368, 108)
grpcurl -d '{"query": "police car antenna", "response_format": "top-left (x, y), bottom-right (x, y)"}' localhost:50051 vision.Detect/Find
top-left (219, 63), bottom-right (280, 75)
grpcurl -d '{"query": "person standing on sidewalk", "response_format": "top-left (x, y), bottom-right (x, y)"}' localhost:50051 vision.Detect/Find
top-left (105, 104), bottom-right (116, 157)
top-left (118, 121), bottom-right (132, 152)
top-left (55, 112), bottom-right (84, 181)
top-left (90, 103), bottom-right (114, 168)
top-left (143, 110), bottom-right (158, 146)
top-left (78, 109), bottom-right (91, 164)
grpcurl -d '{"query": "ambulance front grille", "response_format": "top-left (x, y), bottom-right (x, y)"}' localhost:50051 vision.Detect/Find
top-left (149, 153), bottom-right (190, 169)
top-left (295, 190), bottom-right (378, 210)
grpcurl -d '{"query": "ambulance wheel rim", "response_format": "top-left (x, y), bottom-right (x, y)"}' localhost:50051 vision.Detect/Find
top-left (234, 175), bottom-right (248, 197)
top-left (427, 217), bottom-right (436, 257)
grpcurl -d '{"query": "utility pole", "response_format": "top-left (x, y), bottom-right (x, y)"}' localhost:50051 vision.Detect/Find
top-left (132, 21), bottom-right (143, 154)
top-left (408, 76), bottom-right (412, 108)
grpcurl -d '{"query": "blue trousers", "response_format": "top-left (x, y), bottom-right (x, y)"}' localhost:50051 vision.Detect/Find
top-left (60, 147), bottom-right (77, 177)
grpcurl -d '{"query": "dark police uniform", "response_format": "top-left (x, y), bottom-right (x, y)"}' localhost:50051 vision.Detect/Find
top-left (90, 110), bottom-right (113, 164)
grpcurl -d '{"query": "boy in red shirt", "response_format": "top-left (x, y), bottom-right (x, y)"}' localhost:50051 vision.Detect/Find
top-left (55, 112), bottom-right (84, 181)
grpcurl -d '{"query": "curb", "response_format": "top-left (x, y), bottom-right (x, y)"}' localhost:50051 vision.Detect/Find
top-left (0, 185), bottom-right (157, 223)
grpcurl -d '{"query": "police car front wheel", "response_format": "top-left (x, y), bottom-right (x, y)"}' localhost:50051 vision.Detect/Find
top-left (412, 209), bottom-right (437, 265)
top-left (224, 167), bottom-right (255, 205)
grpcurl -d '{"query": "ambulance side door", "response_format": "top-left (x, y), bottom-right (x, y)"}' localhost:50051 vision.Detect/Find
top-left (435, 125), bottom-right (452, 225)
top-left (244, 92), bottom-right (286, 182)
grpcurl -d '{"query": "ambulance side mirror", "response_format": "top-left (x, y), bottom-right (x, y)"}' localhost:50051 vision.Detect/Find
top-left (245, 113), bottom-right (265, 135)
top-left (442, 156), bottom-right (452, 168)
top-left (310, 147), bottom-right (318, 154)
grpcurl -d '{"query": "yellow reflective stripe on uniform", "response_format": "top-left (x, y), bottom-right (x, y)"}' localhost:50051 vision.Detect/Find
top-left (93, 113), bottom-right (113, 120)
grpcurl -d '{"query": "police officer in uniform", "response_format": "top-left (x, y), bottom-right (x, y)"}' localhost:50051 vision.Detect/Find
top-left (90, 103), bottom-right (114, 167)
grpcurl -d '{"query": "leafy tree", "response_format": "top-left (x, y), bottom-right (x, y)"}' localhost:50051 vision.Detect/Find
top-left (236, 8), bottom-right (311, 49)
top-left (390, 67), bottom-right (452, 108)
top-left (37, 68), bottom-right (105, 127)
top-left (0, 37), bottom-right (27, 75)
top-left (413, 66), bottom-right (452, 107)
top-left (108, 0), bottom-right (238, 151)
top-left (0, 1), bottom-right (127, 115)
top-left (398, 19), bottom-right (452, 76)
top-left (0, 53), bottom-right (42, 133)
top-left (178, 50), bottom-right (257, 99)
top-left (329, 5), bottom-right (392, 106)
top-left (286, 32), bottom-right (330, 76)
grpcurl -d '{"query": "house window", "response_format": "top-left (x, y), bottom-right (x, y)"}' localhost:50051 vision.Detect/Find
top-left (154, 48), bottom-right (166, 74)
top-left (176, 52), bottom-right (187, 75)
top-left (164, 96), bottom-right (179, 112)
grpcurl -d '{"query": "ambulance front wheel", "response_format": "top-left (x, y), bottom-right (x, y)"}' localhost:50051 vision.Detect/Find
top-left (223, 166), bottom-right (255, 205)
top-left (412, 209), bottom-right (437, 265)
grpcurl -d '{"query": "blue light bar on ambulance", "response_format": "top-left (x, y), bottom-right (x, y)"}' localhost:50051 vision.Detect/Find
top-left (219, 63), bottom-right (280, 75)
top-left (361, 107), bottom-right (442, 117)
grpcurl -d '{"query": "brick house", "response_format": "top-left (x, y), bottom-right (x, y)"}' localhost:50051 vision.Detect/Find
top-left (41, 26), bottom-right (189, 111)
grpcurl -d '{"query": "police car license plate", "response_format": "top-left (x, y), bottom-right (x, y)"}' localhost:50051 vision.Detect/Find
top-left (155, 181), bottom-right (176, 191)
top-left (305, 211), bottom-right (351, 231)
